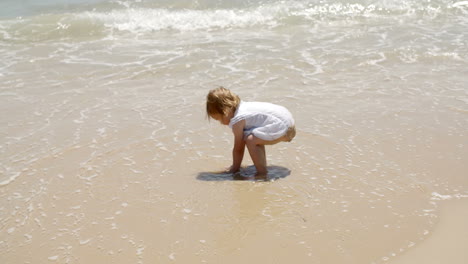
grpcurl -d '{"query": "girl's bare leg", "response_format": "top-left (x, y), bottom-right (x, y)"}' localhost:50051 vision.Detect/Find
top-left (258, 145), bottom-right (266, 175)
top-left (245, 135), bottom-right (267, 175)
top-left (245, 128), bottom-right (295, 176)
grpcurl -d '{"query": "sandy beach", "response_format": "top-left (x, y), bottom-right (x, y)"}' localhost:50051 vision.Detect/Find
top-left (391, 199), bottom-right (468, 264)
top-left (1, 124), bottom-right (467, 263)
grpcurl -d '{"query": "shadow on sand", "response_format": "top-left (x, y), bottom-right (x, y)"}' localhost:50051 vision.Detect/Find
top-left (197, 165), bottom-right (291, 182)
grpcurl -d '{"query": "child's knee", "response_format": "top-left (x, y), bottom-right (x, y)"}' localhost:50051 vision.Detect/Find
top-left (286, 126), bottom-right (296, 142)
top-left (244, 134), bottom-right (257, 146)
top-left (244, 134), bottom-right (252, 141)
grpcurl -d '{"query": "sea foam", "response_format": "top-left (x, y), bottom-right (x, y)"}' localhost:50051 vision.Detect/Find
top-left (0, 0), bottom-right (465, 42)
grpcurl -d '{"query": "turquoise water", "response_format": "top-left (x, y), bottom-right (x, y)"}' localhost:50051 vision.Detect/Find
top-left (0, 0), bottom-right (108, 18)
top-left (2, 0), bottom-right (468, 36)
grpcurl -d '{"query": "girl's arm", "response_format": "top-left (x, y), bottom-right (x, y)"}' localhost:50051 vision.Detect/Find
top-left (229, 120), bottom-right (246, 173)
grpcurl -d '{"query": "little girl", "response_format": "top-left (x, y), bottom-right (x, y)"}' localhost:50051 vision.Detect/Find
top-left (206, 87), bottom-right (295, 177)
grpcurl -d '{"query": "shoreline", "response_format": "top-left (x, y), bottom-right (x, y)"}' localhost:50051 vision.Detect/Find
top-left (390, 198), bottom-right (468, 264)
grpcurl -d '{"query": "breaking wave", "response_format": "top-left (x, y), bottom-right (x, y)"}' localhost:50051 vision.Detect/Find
top-left (0, 0), bottom-right (467, 41)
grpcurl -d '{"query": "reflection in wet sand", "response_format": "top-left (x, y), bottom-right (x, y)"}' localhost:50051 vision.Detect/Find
top-left (197, 165), bottom-right (291, 181)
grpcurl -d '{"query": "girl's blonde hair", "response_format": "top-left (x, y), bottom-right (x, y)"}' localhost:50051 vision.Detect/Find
top-left (206, 87), bottom-right (241, 119)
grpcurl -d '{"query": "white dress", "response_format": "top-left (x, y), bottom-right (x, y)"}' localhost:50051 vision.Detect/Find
top-left (228, 101), bottom-right (295, 141)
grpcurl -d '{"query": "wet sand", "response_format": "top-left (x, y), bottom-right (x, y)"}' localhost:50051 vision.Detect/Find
top-left (1, 123), bottom-right (467, 263)
top-left (391, 199), bottom-right (468, 264)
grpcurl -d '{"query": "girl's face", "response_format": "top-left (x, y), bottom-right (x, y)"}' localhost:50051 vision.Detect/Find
top-left (211, 113), bottom-right (230, 126)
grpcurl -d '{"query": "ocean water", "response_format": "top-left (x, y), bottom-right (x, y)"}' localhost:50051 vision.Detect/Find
top-left (1, 0), bottom-right (467, 263)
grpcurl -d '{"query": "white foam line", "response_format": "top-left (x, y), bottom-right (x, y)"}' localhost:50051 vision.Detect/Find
top-left (48, 256), bottom-right (59, 261)
top-left (79, 238), bottom-right (92, 245)
top-left (431, 192), bottom-right (468, 200)
top-left (452, 1), bottom-right (468, 8)
top-left (0, 171), bottom-right (21, 187)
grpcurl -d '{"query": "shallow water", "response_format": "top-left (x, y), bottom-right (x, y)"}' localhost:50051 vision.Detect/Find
top-left (1, 0), bottom-right (468, 263)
